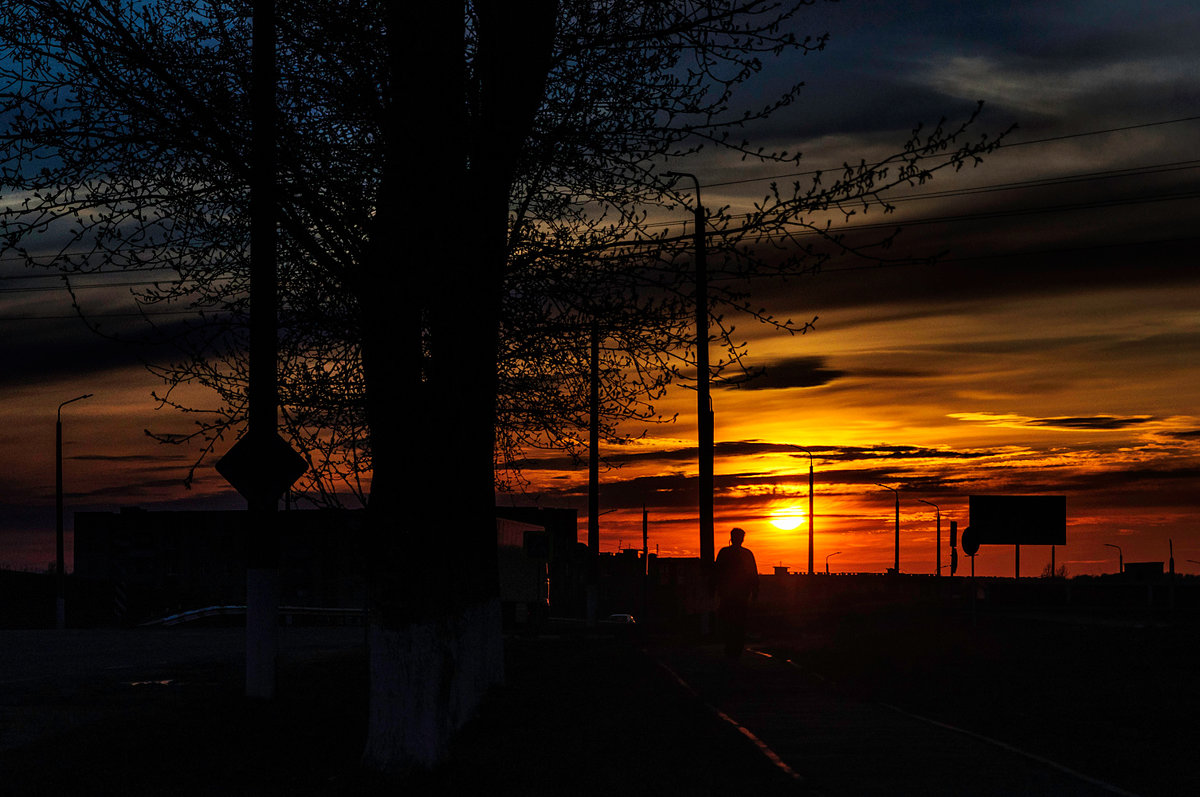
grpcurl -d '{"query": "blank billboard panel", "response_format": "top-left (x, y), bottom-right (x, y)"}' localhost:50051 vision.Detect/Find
top-left (968, 495), bottom-right (1066, 545)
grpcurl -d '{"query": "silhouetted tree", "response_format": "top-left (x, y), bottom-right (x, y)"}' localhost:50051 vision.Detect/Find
top-left (1, 0), bottom-right (1004, 772)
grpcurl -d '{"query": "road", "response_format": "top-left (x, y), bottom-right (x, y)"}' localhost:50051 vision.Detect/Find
top-left (0, 626), bottom-right (362, 752)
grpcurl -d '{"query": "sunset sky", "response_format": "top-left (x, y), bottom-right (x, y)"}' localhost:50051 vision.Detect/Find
top-left (3, 1), bottom-right (1198, 576)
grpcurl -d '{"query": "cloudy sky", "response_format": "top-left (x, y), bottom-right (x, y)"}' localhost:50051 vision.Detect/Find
top-left (504, 0), bottom-right (1200, 576)
top-left (3, 0), bottom-right (1198, 576)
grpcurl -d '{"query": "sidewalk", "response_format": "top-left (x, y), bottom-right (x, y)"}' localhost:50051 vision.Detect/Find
top-left (649, 640), bottom-right (1137, 797)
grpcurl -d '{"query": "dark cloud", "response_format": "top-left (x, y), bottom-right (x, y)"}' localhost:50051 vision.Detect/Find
top-left (0, 310), bottom-right (189, 388)
top-left (512, 440), bottom-right (818, 470)
top-left (807, 445), bottom-right (1003, 461)
top-left (1025, 416), bottom-right (1157, 431)
top-left (722, 356), bottom-right (845, 390)
top-left (71, 453), bottom-right (188, 463)
top-left (514, 440), bottom-right (1009, 474)
top-left (78, 477), bottom-right (195, 499)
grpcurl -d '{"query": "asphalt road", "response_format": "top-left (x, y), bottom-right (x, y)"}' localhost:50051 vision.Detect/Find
top-left (2, 616), bottom-right (1189, 795)
top-left (652, 641), bottom-right (1139, 797)
top-left (0, 626), bottom-right (363, 752)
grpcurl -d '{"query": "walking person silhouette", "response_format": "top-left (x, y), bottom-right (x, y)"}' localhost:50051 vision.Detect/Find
top-left (714, 527), bottom-right (759, 658)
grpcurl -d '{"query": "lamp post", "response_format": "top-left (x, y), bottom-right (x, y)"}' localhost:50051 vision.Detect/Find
top-left (1104, 543), bottom-right (1123, 574)
top-left (875, 483), bottom-right (900, 573)
top-left (664, 170), bottom-right (713, 572)
top-left (800, 447), bottom-right (814, 575)
top-left (825, 551), bottom-right (841, 575)
top-left (56, 392), bottom-right (93, 629)
top-left (918, 498), bottom-right (941, 577)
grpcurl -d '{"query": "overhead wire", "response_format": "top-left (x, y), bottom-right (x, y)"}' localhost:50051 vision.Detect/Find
top-left (0, 114), bottom-right (1196, 309)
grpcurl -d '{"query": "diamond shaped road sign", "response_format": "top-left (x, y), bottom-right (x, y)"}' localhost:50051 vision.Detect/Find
top-left (216, 429), bottom-right (309, 502)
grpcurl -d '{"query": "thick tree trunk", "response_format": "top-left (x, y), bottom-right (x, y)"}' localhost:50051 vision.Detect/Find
top-left (361, 599), bottom-right (503, 773)
top-left (356, 0), bottom-right (558, 775)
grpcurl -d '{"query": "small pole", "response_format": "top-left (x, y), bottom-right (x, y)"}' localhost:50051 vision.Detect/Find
top-left (875, 483), bottom-right (900, 573)
top-left (587, 321), bottom-right (600, 624)
top-left (664, 171), bottom-right (713, 574)
top-left (1169, 539), bottom-right (1175, 610)
top-left (642, 504), bottom-right (649, 619)
top-left (246, 0), bottom-right (280, 700)
top-left (588, 321), bottom-right (600, 557)
top-left (55, 393), bottom-right (93, 629)
top-left (970, 553), bottom-right (977, 624)
top-left (642, 504), bottom-right (648, 576)
top-left (1105, 543), bottom-right (1123, 575)
top-left (802, 448), bottom-right (815, 575)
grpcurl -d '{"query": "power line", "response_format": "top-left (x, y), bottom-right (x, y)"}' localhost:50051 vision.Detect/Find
top-left (866, 160), bottom-right (1200, 207)
top-left (736, 188), bottom-right (1200, 243)
top-left (1, 180), bottom-right (1193, 298)
top-left (1, 114), bottom-right (1196, 289)
top-left (15, 154), bottom-right (1184, 282)
top-left (0, 308), bottom-right (223, 321)
top-left (640, 158), bottom-right (1200, 232)
top-left (820, 234), bottom-right (1200, 274)
top-left (0, 279), bottom-right (222, 294)
top-left (701, 114), bottom-right (1200, 191)
top-left (7, 233), bottom-right (1195, 314)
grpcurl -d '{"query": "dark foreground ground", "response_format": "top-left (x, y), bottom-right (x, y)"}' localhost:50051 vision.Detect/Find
top-left (3, 604), bottom-right (1197, 795)
top-left (764, 604), bottom-right (1200, 796)
top-left (0, 627), bottom-right (796, 797)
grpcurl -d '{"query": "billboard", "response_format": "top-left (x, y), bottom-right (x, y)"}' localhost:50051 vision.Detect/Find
top-left (967, 495), bottom-right (1066, 546)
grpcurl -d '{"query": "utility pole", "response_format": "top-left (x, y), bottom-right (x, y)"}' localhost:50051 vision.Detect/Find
top-left (246, 0), bottom-right (280, 701)
top-left (665, 171), bottom-right (713, 572)
top-left (55, 393), bottom-right (92, 629)
top-left (642, 504), bottom-right (649, 619)
top-left (587, 321), bottom-right (600, 623)
top-left (1105, 543), bottom-right (1123, 575)
top-left (642, 504), bottom-right (648, 576)
top-left (876, 483), bottom-right (900, 573)
top-left (801, 448), bottom-right (814, 575)
top-left (217, 0), bottom-right (314, 700)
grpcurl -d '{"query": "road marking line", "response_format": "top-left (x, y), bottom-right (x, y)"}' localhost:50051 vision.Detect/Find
top-left (876, 702), bottom-right (1143, 797)
top-left (757, 647), bottom-right (1141, 796)
top-left (652, 658), bottom-right (805, 784)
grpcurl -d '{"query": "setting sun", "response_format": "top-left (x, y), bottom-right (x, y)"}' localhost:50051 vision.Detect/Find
top-left (768, 508), bottom-right (807, 531)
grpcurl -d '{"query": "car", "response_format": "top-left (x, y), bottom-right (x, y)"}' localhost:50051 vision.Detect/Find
top-left (603, 613), bottom-right (636, 624)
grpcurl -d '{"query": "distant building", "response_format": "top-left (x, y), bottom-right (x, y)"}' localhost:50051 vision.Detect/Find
top-left (74, 507), bottom-right (367, 624)
top-left (74, 505), bottom-right (584, 626)
top-left (1122, 561), bottom-right (1164, 581)
top-left (495, 506), bottom-right (584, 616)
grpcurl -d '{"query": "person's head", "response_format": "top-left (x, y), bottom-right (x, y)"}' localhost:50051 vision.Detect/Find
top-left (730, 527), bottom-right (746, 546)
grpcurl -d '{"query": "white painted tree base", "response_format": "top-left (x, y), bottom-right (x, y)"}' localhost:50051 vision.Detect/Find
top-left (362, 599), bottom-right (504, 774)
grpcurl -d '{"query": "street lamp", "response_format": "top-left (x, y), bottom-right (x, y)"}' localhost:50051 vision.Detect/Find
top-left (800, 447), bottom-right (815, 575)
top-left (664, 170), bottom-right (713, 571)
top-left (875, 483), bottom-right (900, 573)
top-left (56, 392), bottom-right (93, 629)
top-left (825, 551), bottom-right (841, 575)
top-left (918, 498), bottom-right (941, 578)
top-left (1104, 543), bottom-right (1123, 574)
